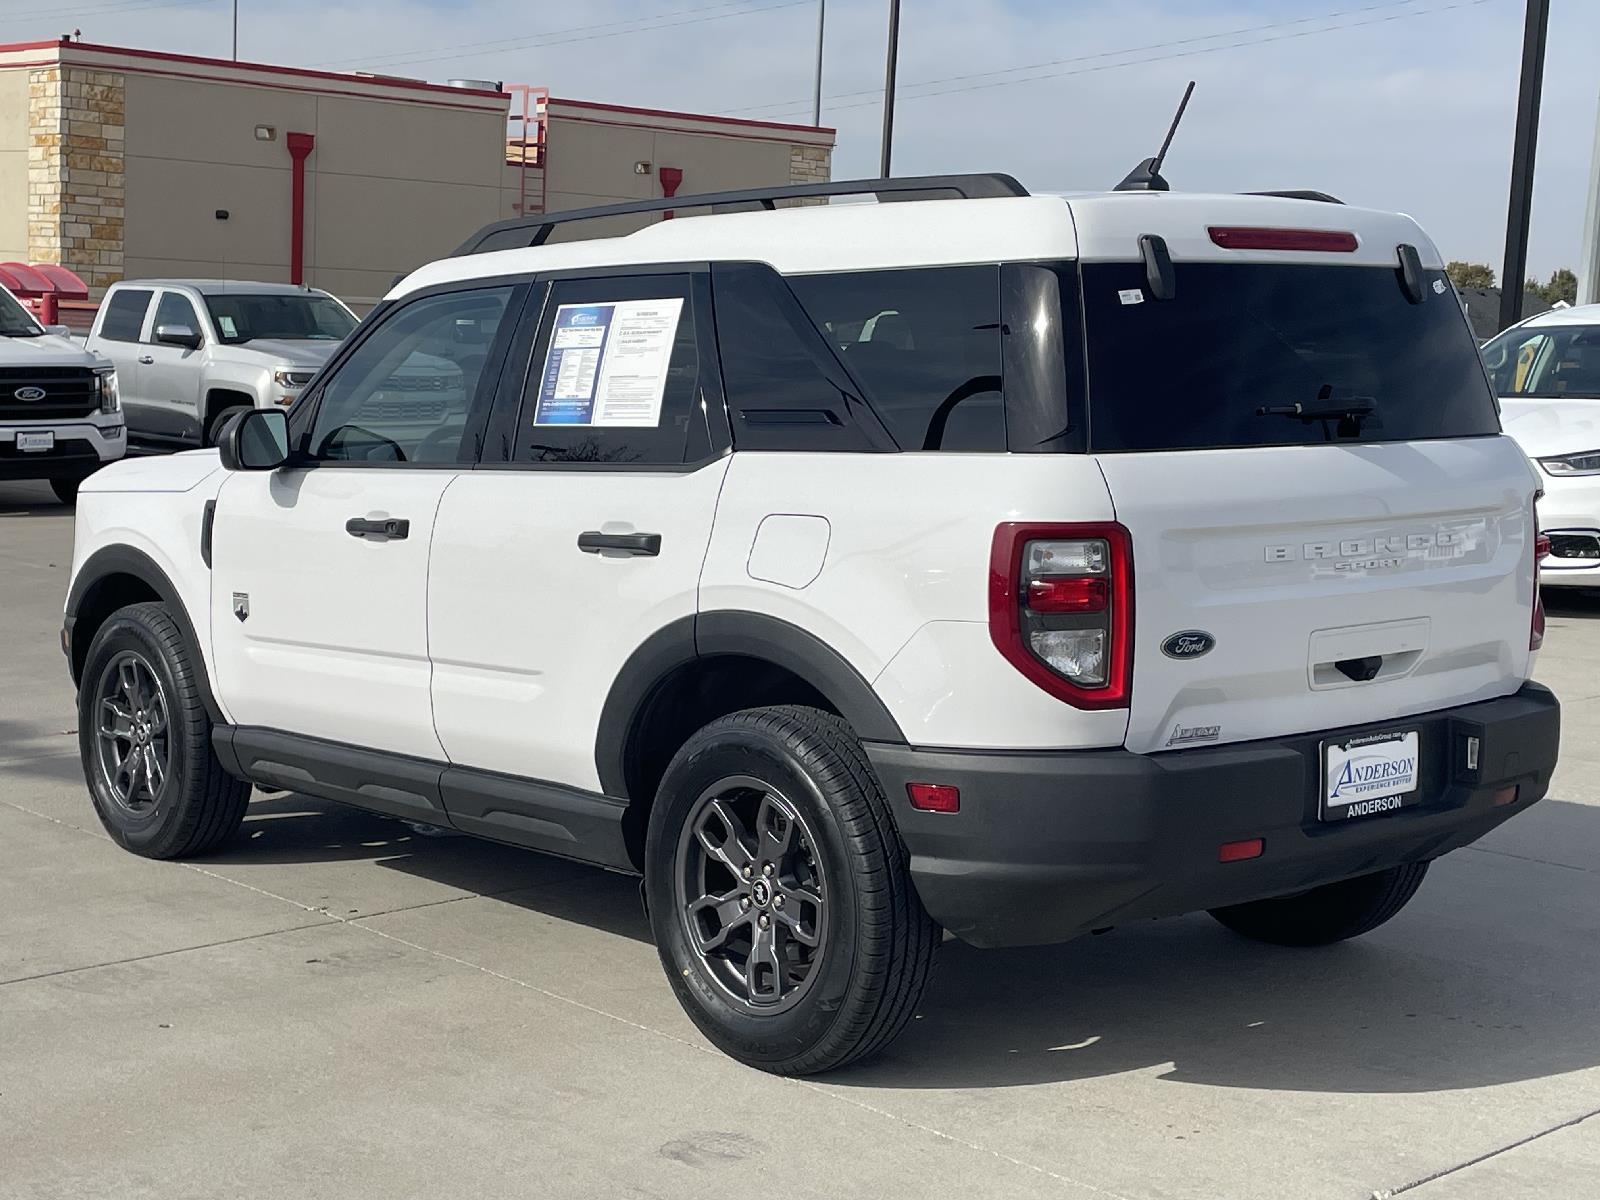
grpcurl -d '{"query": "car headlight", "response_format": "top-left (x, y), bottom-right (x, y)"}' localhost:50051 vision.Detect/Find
top-left (94, 366), bottom-right (119, 414)
top-left (273, 368), bottom-right (317, 389)
top-left (1537, 451), bottom-right (1600, 477)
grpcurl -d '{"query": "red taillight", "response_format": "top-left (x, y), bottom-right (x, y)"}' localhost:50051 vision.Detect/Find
top-left (1531, 497), bottom-right (1547, 651)
top-left (1208, 226), bottom-right (1359, 253)
top-left (907, 783), bottom-right (960, 813)
top-left (1027, 576), bottom-right (1109, 613)
top-left (989, 522), bottom-right (1133, 710)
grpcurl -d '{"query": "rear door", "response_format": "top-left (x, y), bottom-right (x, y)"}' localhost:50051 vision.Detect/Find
top-left (209, 282), bottom-right (520, 759)
top-left (89, 287), bottom-right (154, 440)
top-left (428, 269), bottom-right (729, 794)
top-left (1077, 255), bottom-right (1539, 754)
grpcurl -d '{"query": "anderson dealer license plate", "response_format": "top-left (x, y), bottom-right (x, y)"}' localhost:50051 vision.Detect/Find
top-left (1321, 730), bottom-right (1420, 822)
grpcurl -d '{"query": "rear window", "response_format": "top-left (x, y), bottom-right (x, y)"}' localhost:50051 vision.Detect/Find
top-left (100, 288), bottom-right (153, 342)
top-left (1080, 262), bottom-right (1499, 452)
top-left (789, 266), bottom-right (1004, 451)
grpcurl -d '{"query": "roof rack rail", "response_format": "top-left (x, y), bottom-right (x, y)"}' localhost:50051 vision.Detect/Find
top-left (455, 173), bottom-right (1030, 255)
top-left (1246, 189), bottom-right (1344, 204)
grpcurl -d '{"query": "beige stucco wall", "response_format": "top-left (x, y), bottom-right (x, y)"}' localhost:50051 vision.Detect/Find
top-left (0, 67), bottom-right (29, 261)
top-left (121, 73), bottom-right (508, 304)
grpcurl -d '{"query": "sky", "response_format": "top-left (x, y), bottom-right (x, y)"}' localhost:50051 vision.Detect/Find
top-left (5, 0), bottom-right (1597, 281)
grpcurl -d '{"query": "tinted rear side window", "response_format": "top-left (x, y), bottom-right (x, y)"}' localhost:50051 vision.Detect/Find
top-left (100, 288), bottom-right (152, 342)
top-left (1080, 263), bottom-right (1498, 452)
top-left (789, 266), bottom-right (1004, 451)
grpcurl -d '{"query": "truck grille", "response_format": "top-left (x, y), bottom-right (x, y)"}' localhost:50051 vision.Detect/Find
top-left (0, 367), bottom-right (98, 420)
top-left (361, 395), bottom-right (450, 423)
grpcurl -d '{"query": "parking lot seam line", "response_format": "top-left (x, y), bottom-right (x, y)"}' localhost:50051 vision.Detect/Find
top-left (1372, 1104), bottom-right (1600, 1198)
top-left (0, 919), bottom-right (338, 988)
top-left (1463, 844), bottom-right (1597, 875)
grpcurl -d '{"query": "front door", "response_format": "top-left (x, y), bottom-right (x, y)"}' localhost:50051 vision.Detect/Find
top-left (142, 289), bottom-right (207, 444)
top-left (429, 271), bottom-right (729, 793)
top-left (208, 282), bottom-right (522, 759)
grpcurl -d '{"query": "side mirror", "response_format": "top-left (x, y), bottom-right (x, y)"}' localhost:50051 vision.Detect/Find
top-left (154, 323), bottom-right (202, 351)
top-left (45, 323), bottom-right (72, 337)
top-left (218, 408), bottom-right (289, 471)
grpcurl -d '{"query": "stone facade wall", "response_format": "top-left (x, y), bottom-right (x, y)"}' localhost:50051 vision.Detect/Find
top-left (786, 142), bottom-right (831, 206)
top-left (27, 67), bottom-right (124, 295)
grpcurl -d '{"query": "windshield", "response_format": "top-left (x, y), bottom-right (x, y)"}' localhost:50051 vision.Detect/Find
top-left (1481, 321), bottom-right (1600, 400)
top-left (203, 292), bottom-right (357, 344)
top-left (0, 287), bottom-right (43, 337)
top-left (1080, 262), bottom-right (1499, 451)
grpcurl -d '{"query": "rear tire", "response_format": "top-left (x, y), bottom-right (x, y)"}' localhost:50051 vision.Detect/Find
top-left (77, 602), bottom-right (250, 859)
top-left (50, 474), bottom-right (85, 505)
top-left (645, 705), bottom-right (939, 1075)
top-left (1208, 861), bottom-right (1429, 947)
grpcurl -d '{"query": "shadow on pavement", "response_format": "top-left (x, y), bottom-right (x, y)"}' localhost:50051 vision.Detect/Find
top-left (1543, 587), bottom-right (1600, 618)
top-left (0, 481), bottom-right (74, 518)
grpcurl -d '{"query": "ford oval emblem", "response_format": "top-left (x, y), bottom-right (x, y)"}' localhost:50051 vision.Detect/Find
top-left (14, 386), bottom-right (46, 401)
top-left (1162, 630), bottom-right (1215, 659)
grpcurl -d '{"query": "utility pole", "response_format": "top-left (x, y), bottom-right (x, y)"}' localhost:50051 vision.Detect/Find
top-left (812, 0), bottom-right (825, 128)
top-left (879, 0), bottom-right (901, 177)
top-left (1581, 87), bottom-right (1600, 306)
top-left (232, 0), bottom-right (238, 60)
top-left (1499, 0), bottom-right (1550, 331)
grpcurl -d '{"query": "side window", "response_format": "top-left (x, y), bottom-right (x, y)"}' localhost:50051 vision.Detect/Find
top-left (711, 263), bottom-right (888, 452)
top-left (99, 288), bottom-right (153, 342)
top-left (513, 274), bottom-right (703, 465)
top-left (149, 292), bottom-right (201, 341)
top-left (787, 266), bottom-right (1004, 451)
top-left (308, 285), bottom-right (515, 465)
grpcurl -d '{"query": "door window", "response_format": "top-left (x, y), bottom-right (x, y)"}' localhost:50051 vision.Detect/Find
top-left (308, 285), bottom-right (515, 464)
top-left (513, 275), bottom-right (704, 465)
top-left (99, 288), bottom-right (153, 342)
top-left (148, 292), bottom-right (201, 342)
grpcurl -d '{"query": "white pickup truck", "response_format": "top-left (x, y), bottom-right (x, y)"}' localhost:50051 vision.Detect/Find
top-left (0, 283), bottom-right (122, 503)
top-left (84, 280), bottom-right (357, 449)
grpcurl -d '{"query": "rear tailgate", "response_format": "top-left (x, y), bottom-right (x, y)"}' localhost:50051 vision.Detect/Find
top-left (1099, 439), bottom-right (1537, 753)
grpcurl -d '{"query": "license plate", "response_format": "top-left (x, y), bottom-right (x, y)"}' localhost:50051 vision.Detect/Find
top-left (1321, 730), bottom-right (1419, 822)
top-left (16, 431), bottom-right (53, 452)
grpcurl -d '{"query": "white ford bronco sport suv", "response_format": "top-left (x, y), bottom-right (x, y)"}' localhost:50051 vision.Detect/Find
top-left (0, 282), bottom-right (122, 503)
top-left (62, 174), bottom-right (1561, 1075)
top-left (84, 279), bottom-right (357, 449)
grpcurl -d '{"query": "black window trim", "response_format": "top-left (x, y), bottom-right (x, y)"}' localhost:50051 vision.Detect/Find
top-left (476, 260), bottom-right (735, 475)
top-left (286, 275), bottom-right (534, 471)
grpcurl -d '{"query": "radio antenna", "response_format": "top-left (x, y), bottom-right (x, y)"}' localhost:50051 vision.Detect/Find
top-left (1114, 80), bottom-right (1196, 192)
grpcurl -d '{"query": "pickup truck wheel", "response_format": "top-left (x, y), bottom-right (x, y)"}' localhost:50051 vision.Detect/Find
top-left (77, 602), bottom-right (250, 859)
top-left (644, 705), bottom-right (939, 1075)
top-left (50, 474), bottom-right (86, 505)
top-left (1208, 861), bottom-right (1430, 947)
top-left (205, 405), bottom-right (251, 447)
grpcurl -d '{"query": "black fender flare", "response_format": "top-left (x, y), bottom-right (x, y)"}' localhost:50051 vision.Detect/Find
top-left (66, 544), bottom-right (223, 724)
top-left (594, 611), bottom-right (907, 799)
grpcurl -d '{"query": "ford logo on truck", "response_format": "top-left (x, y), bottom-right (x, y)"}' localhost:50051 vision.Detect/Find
top-left (13, 386), bottom-right (45, 401)
top-left (1162, 630), bottom-right (1215, 659)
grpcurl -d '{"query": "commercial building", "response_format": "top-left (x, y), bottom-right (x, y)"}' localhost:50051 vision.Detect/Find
top-left (0, 38), bottom-right (834, 305)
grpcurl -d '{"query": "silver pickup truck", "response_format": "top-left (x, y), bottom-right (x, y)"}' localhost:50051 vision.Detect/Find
top-left (84, 280), bottom-right (358, 448)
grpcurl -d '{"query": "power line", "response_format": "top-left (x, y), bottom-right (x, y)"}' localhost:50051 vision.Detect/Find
top-left (311, 0), bottom-right (808, 72)
top-left (0, 0), bottom-right (220, 24)
top-left (728, 0), bottom-right (1444, 116)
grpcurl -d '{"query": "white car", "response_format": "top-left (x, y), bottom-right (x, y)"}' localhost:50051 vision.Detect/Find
top-left (1484, 303), bottom-right (1600, 586)
top-left (0, 283), bottom-right (123, 503)
top-left (84, 280), bottom-right (358, 449)
top-left (62, 175), bottom-right (1559, 1074)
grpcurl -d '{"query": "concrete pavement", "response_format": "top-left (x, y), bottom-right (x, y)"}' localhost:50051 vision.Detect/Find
top-left (3, 477), bottom-right (1598, 1200)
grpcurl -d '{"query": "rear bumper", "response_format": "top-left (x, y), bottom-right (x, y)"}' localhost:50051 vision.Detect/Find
top-left (867, 683), bottom-right (1560, 948)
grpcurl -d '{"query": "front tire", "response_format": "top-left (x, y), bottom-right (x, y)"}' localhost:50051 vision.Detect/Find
top-left (1208, 861), bottom-right (1430, 947)
top-left (77, 602), bottom-right (250, 858)
top-left (645, 705), bottom-right (939, 1075)
top-left (50, 474), bottom-right (86, 505)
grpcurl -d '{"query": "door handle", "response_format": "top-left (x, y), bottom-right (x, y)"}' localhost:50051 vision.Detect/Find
top-left (346, 517), bottom-right (410, 540)
top-left (578, 531), bottom-right (661, 557)
top-left (137, 355), bottom-right (154, 365)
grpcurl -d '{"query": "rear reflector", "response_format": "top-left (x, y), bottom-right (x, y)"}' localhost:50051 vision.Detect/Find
top-left (1027, 576), bottom-right (1109, 613)
top-left (907, 783), bottom-right (960, 813)
top-left (1493, 785), bottom-right (1519, 807)
top-left (1208, 226), bottom-right (1359, 253)
top-left (1218, 838), bottom-right (1265, 863)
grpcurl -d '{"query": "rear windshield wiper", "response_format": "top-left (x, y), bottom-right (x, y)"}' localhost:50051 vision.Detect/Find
top-left (1256, 386), bottom-right (1378, 435)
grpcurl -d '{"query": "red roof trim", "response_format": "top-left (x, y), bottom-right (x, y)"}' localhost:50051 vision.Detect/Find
top-left (548, 96), bottom-right (833, 137)
top-left (0, 38), bottom-right (508, 100)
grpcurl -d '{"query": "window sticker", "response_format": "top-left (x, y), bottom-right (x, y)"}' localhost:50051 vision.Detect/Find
top-left (218, 315), bottom-right (238, 337)
top-left (1117, 288), bottom-right (1145, 306)
top-left (533, 298), bottom-right (684, 427)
